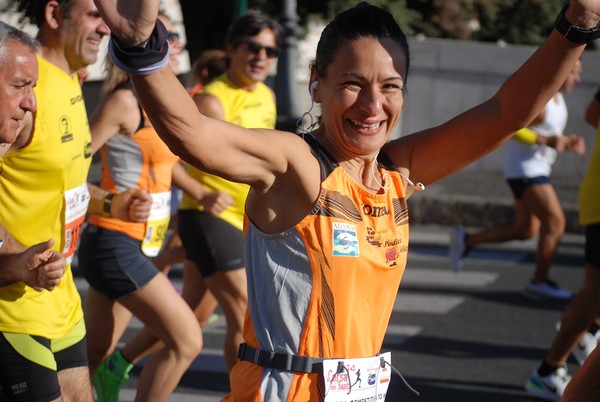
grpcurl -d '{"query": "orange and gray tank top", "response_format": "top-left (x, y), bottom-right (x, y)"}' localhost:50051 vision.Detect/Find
top-left (88, 99), bottom-right (179, 241)
top-left (225, 134), bottom-right (410, 401)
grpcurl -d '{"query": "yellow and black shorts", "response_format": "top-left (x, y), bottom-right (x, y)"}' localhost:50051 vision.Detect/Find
top-left (0, 320), bottom-right (87, 401)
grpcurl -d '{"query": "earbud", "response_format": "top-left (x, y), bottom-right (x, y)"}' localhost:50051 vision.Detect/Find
top-left (310, 81), bottom-right (318, 102)
top-left (399, 173), bottom-right (425, 192)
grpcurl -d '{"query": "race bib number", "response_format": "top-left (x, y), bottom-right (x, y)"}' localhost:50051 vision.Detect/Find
top-left (141, 191), bottom-right (171, 257)
top-left (323, 352), bottom-right (392, 402)
top-left (63, 183), bottom-right (90, 264)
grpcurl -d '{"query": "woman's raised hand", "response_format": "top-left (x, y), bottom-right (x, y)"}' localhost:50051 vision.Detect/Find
top-left (567, 0), bottom-right (600, 28)
top-left (93, 0), bottom-right (159, 46)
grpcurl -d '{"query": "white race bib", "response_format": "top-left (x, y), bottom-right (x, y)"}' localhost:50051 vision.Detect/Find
top-left (141, 191), bottom-right (171, 257)
top-left (322, 352), bottom-right (392, 402)
top-left (63, 183), bottom-right (90, 264)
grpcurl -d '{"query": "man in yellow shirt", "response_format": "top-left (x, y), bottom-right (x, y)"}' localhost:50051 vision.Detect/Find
top-left (0, 1), bottom-right (150, 400)
top-left (0, 22), bottom-right (66, 292)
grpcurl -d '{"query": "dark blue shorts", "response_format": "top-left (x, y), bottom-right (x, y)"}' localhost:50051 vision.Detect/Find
top-left (178, 209), bottom-right (245, 277)
top-left (78, 225), bottom-right (158, 299)
top-left (506, 176), bottom-right (551, 199)
top-left (585, 223), bottom-right (600, 267)
top-left (0, 320), bottom-right (87, 402)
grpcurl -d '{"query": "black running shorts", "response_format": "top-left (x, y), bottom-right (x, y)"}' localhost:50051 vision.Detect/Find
top-left (78, 225), bottom-right (158, 299)
top-left (178, 209), bottom-right (245, 277)
top-left (585, 223), bottom-right (600, 267)
top-left (0, 320), bottom-right (87, 402)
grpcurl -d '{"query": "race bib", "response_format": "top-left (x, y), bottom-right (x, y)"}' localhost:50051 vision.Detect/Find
top-left (323, 352), bottom-right (392, 402)
top-left (63, 183), bottom-right (90, 264)
top-left (141, 191), bottom-right (171, 257)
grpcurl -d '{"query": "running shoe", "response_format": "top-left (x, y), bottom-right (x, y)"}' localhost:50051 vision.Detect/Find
top-left (523, 279), bottom-right (573, 301)
top-left (449, 226), bottom-right (467, 272)
top-left (555, 321), bottom-right (599, 366)
top-left (571, 330), bottom-right (599, 366)
top-left (207, 313), bottom-right (219, 325)
top-left (93, 350), bottom-right (133, 402)
top-left (524, 366), bottom-right (570, 401)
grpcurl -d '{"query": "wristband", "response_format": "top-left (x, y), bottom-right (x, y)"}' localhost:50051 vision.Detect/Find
top-left (108, 19), bottom-right (170, 75)
top-left (103, 193), bottom-right (115, 218)
top-left (554, 5), bottom-right (600, 44)
top-left (595, 88), bottom-right (600, 103)
top-left (513, 128), bottom-right (537, 145)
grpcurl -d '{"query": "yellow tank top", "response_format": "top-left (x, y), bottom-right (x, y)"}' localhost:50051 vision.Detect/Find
top-left (579, 124), bottom-right (600, 225)
top-left (179, 74), bottom-right (276, 230)
top-left (0, 56), bottom-right (92, 338)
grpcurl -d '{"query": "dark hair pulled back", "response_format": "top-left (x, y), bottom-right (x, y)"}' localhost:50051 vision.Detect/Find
top-left (312, 2), bottom-right (409, 81)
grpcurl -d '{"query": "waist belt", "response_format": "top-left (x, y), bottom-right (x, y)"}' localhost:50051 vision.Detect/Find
top-left (237, 343), bottom-right (324, 373)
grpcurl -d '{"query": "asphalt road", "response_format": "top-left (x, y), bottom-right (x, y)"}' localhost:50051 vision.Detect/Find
top-left (73, 224), bottom-right (587, 401)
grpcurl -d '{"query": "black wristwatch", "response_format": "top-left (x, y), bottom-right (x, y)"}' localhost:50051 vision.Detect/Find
top-left (555, 5), bottom-right (600, 44)
top-left (103, 193), bottom-right (115, 217)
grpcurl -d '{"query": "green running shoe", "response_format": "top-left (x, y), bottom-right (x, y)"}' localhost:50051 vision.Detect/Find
top-left (92, 350), bottom-right (134, 402)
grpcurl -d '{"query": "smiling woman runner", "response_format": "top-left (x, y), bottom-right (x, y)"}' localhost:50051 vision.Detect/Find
top-left (93, 0), bottom-right (600, 400)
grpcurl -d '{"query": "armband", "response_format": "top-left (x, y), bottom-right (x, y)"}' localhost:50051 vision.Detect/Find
top-left (513, 128), bottom-right (537, 145)
top-left (103, 193), bottom-right (115, 218)
top-left (108, 19), bottom-right (170, 75)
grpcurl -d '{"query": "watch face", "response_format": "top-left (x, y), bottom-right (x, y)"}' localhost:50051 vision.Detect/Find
top-left (103, 194), bottom-right (114, 217)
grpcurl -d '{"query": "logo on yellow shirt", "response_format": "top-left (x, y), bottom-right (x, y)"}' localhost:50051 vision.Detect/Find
top-left (84, 141), bottom-right (92, 158)
top-left (59, 115), bottom-right (73, 143)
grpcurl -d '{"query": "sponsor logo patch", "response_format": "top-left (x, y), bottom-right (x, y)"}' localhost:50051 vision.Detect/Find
top-left (332, 222), bottom-right (359, 257)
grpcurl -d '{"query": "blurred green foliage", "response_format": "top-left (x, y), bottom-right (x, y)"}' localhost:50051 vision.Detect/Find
top-left (181, 0), bottom-right (568, 62)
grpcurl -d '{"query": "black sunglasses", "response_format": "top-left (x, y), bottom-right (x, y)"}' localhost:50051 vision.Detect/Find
top-left (239, 39), bottom-right (280, 59)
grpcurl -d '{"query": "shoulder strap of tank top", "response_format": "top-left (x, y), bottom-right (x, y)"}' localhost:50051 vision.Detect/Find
top-left (377, 149), bottom-right (398, 171)
top-left (302, 134), bottom-right (338, 182)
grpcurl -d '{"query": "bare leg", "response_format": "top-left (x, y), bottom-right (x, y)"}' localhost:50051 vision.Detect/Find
top-left (120, 260), bottom-right (218, 364)
top-left (522, 183), bottom-right (565, 283)
top-left (152, 215), bottom-right (185, 274)
top-left (545, 263), bottom-right (600, 366)
top-left (182, 259), bottom-right (220, 326)
top-left (57, 366), bottom-right (94, 401)
top-left (84, 287), bottom-right (133, 375)
top-left (117, 274), bottom-right (202, 402)
top-left (202, 267), bottom-right (247, 371)
top-left (467, 197), bottom-right (539, 247)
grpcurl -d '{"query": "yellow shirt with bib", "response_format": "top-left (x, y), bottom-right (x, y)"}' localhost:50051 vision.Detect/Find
top-left (179, 74), bottom-right (276, 230)
top-left (579, 123), bottom-right (600, 226)
top-left (0, 56), bottom-right (92, 338)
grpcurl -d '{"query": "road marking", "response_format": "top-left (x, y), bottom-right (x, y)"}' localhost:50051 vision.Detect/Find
top-left (402, 267), bottom-right (498, 288)
top-left (384, 324), bottom-right (422, 345)
top-left (393, 293), bottom-right (464, 314)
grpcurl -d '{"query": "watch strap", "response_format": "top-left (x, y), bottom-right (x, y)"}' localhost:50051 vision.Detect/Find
top-left (103, 193), bottom-right (115, 218)
top-left (555, 5), bottom-right (600, 44)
